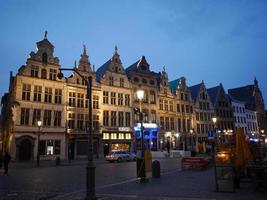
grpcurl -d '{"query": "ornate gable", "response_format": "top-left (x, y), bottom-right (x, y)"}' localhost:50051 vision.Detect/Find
top-left (28, 31), bottom-right (60, 65)
top-left (77, 44), bottom-right (92, 72)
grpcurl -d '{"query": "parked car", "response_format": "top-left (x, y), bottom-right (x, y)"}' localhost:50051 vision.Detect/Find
top-left (105, 151), bottom-right (136, 162)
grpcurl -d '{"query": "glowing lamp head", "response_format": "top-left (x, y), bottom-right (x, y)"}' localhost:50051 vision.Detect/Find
top-left (212, 117), bottom-right (217, 124)
top-left (37, 120), bottom-right (42, 127)
top-left (136, 90), bottom-right (144, 101)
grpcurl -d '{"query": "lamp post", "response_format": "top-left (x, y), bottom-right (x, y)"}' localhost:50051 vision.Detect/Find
top-left (37, 120), bottom-right (42, 167)
top-left (57, 69), bottom-right (96, 200)
top-left (175, 133), bottom-right (179, 150)
top-left (136, 89), bottom-right (146, 183)
top-left (190, 129), bottom-right (193, 151)
top-left (212, 117), bottom-right (218, 191)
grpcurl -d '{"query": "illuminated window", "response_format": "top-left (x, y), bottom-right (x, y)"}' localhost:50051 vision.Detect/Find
top-left (103, 133), bottom-right (109, 140)
top-left (118, 133), bottom-right (124, 139)
top-left (111, 133), bottom-right (117, 139)
top-left (125, 133), bottom-right (131, 139)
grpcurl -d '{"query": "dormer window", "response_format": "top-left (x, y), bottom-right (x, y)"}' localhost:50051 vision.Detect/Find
top-left (42, 52), bottom-right (48, 63)
top-left (142, 79), bottom-right (147, 84)
top-left (30, 66), bottom-right (39, 77)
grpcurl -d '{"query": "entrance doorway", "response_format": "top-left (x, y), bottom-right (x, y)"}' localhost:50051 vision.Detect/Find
top-left (19, 139), bottom-right (32, 161)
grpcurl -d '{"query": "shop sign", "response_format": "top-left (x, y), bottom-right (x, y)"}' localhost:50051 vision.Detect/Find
top-left (118, 127), bottom-right (130, 132)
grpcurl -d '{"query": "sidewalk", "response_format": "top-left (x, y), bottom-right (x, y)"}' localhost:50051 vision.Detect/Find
top-left (51, 167), bottom-right (267, 200)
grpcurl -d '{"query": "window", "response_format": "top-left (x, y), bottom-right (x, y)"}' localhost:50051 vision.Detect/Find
top-left (93, 95), bottom-right (99, 109)
top-left (49, 69), bottom-right (57, 80)
top-left (54, 111), bottom-right (61, 127)
top-left (93, 115), bottom-right (99, 130)
top-left (125, 133), bottom-right (131, 139)
top-left (151, 110), bottom-right (156, 123)
top-left (31, 66), bottom-right (39, 77)
top-left (133, 77), bottom-right (139, 82)
top-left (177, 118), bottom-right (181, 131)
top-left (118, 93), bottom-right (123, 106)
top-left (68, 113), bottom-right (75, 129)
top-left (32, 109), bottom-right (41, 125)
top-left (164, 100), bottom-right (168, 111)
top-left (111, 111), bottom-right (117, 126)
top-left (181, 104), bottom-right (185, 113)
top-left (160, 117), bottom-right (164, 129)
top-left (182, 119), bottom-right (186, 132)
top-left (190, 106), bottom-right (193, 113)
top-left (170, 118), bottom-right (174, 130)
top-left (77, 93), bottom-right (84, 108)
top-left (42, 52), bottom-right (48, 63)
top-left (118, 133), bottom-right (124, 139)
top-left (150, 80), bottom-right (155, 85)
top-left (169, 101), bottom-right (173, 112)
top-left (22, 84), bottom-right (31, 101)
top-left (125, 94), bottom-right (130, 106)
top-left (44, 87), bottom-right (52, 103)
top-left (103, 91), bottom-right (109, 104)
top-left (185, 94), bottom-right (188, 101)
top-left (69, 92), bottom-right (76, 107)
top-left (54, 140), bottom-right (61, 155)
top-left (20, 108), bottom-right (30, 125)
top-left (103, 133), bottom-right (109, 140)
top-left (111, 133), bottom-right (117, 139)
top-left (118, 111), bottom-right (124, 126)
top-left (177, 104), bottom-right (180, 112)
top-left (55, 89), bottom-right (62, 104)
top-left (43, 110), bottom-right (51, 126)
top-left (33, 85), bottom-right (42, 102)
top-left (109, 76), bottom-right (114, 86)
top-left (125, 112), bottom-right (131, 126)
top-left (120, 78), bottom-right (124, 87)
top-left (103, 111), bottom-right (109, 126)
top-left (181, 93), bottom-right (184, 100)
top-left (186, 105), bottom-right (189, 113)
top-left (142, 78), bottom-right (147, 84)
top-left (165, 117), bottom-right (170, 130)
top-left (150, 91), bottom-right (156, 104)
top-left (196, 112), bottom-right (199, 121)
top-left (111, 92), bottom-right (116, 105)
top-left (159, 99), bottom-right (163, 110)
top-left (77, 114), bottom-right (84, 130)
top-left (41, 69), bottom-right (47, 79)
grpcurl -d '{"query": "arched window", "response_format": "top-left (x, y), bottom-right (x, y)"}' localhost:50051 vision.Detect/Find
top-left (41, 69), bottom-right (47, 79)
top-left (42, 52), bottom-right (48, 63)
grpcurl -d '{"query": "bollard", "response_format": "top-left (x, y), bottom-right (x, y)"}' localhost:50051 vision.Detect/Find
top-left (152, 160), bottom-right (160, 178)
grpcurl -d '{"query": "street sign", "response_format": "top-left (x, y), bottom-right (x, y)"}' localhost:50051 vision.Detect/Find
top-left (208, 131), bottom-right (214, 139)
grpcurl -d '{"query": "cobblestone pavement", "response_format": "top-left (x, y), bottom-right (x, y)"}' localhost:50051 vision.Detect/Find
top-left (1, 158), bottom-right (266, 200)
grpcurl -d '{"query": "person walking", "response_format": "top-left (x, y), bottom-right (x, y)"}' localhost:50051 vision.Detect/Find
top-left (3, 151), bottom-right (11, 174)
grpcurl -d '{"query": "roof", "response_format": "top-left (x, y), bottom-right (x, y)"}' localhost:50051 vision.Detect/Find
top-left (168, 79), bottom-right (180, 95)
top-left (36, 38), bottom-right (54, 48)
top-left (125, 61), bottom-right (139, 73)
top-left (228, 85), bottom-right (255, 105)
top-left (207, 85), bottom-right (220, 105)
top-left (96, 59), bottom-right (111, 82)
top-left (188, 83), bottom-right (202, 102)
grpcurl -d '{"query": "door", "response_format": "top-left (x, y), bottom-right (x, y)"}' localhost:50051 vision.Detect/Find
top-left (19, 139), bottom-right (32, 161)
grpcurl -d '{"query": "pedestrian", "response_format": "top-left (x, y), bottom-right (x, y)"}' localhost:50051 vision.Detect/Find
top-left (3, 151), bottom-right (11, 174)
top-left (166, 140), bottom-right (170, 155)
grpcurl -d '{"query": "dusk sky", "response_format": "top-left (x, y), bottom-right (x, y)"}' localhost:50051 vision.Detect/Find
top-left (1, 0), bottom-right (267, 104)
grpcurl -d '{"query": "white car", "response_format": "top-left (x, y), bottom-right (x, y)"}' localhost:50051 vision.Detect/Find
top-left (105, 151), bottom-right (135, 162)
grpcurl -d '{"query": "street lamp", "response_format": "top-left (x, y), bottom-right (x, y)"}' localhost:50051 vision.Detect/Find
top-left (57, 69), bottom-right (96, 200)
top-left (37, 120), bottom-right (42, 167)
top-left (136, 89), bottom-right (146, 183)
top-left (175, 133), bottom-right (179, 150)
top-left (212, 117), bottom-right (218, 191)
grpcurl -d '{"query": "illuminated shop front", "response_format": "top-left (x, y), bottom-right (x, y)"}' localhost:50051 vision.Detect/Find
top-left (102, 127), bottom-right (133, 156)
top-left (134, 123), bottom-right (160, 151)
